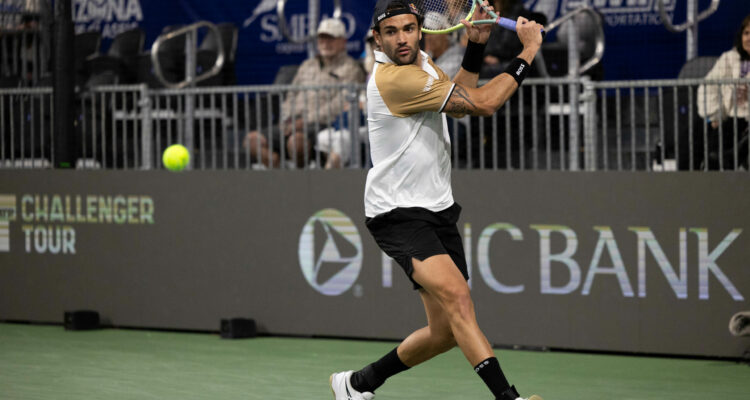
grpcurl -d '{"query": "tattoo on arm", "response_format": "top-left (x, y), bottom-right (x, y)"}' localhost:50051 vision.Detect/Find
top-left (445, 85), bottom-right (478, 116)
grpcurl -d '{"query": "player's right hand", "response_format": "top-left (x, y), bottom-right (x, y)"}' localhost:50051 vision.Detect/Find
top-left (516, 17), bottom-right (543, 49)
top-left (461, 1), bottom-right (494, 44)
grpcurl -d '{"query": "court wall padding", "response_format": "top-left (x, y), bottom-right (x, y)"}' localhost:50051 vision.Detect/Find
top-left (0, 170), bottom-right (748, 357)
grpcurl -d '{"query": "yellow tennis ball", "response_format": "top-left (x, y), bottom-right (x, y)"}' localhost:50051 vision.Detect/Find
top-left (162, 144), bottom-right (190, 171)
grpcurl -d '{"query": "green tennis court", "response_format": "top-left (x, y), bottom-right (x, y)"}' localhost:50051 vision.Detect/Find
top-left (1, 323), bottom-right (747, 399)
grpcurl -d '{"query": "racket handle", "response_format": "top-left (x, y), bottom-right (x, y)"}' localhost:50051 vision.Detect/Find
top-left (497, 17), bottom-right (546, 39)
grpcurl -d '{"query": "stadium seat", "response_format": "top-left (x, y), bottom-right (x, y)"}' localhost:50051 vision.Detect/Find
top-left (152, 25), bottom-right (187, 85)
top-left (273, 65), bottom-right (299, 85)
top-left (108, 28), bottom-right (146, 59)
top-left (677, 56), bottom-right (719, 79)
top-left (85, 28), bottom-right (145, 84)
top-left (197, 22), bottom-right (238, 86)
top-left (660, 56), bottom-right (720, 170)
top-left (83, 70), bottom-right (120, 91)
top-left (74, 31), bottom-right (101, 88)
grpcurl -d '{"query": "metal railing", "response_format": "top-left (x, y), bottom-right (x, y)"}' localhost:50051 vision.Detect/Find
top-left (151, 21), bottom-right (226, 89)
top-left (658, 0), bottom-right (720, 61)
top-left (0, 0), bottom-right (51, 86)
top-left (0, 86), bottom-right (53, 167)
top-left (591, 78), bottom-right (749, 172)
top-left (1, 78), bottom-right (748, 172)
top-left (545, 6), bottom-right (605, 77)
top-left (150, 21), bottom-right (227, 170)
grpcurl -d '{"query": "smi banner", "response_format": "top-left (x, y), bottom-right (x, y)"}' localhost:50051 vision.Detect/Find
top-left (71, 0), bottom-right (748, 84)
top-left (0, 170), bottom-right (748, 358)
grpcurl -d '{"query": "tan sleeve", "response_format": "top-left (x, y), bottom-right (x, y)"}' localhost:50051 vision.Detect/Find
top-left (375, 63), bottom-right (455, 117)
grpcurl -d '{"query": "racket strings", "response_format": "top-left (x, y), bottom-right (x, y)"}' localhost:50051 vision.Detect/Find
top-left (420, 0), bottom-right (474, 30)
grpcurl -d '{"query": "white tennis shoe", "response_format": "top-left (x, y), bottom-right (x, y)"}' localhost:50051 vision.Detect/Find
top-left (329, 370), bottom-right (375, 400)
top-left (503, 385), bottom-right (543, 400)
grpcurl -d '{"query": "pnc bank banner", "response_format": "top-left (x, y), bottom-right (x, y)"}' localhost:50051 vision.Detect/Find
top-left (0, 170), bottom-right (748, 358)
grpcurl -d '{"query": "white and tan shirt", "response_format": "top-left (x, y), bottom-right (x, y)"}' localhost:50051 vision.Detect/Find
top-left (364, 50), bottom-right (456, 218)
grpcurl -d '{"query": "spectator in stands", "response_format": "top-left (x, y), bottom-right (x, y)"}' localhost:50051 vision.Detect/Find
top-left (423, 12), bottom-right (466, 78)
top-left (314, 29), bottom-right (378, 169)
top-left (362, 29), bottom-right (378, 76)
top-left (480, 0), bottom-right (546, 79)
top-left (244, 18), bottom-right (366, 168)
top-left (696, 14), bottom-right (750, 169)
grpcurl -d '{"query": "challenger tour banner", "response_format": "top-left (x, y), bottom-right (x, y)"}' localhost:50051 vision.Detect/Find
top-left (71, 0), bottom-right (748, 84)
top-left (0, 170), bottom-right (748, 358)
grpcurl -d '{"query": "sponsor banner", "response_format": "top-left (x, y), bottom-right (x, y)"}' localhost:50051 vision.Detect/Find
top-left (0, 170), bottom-right (748, 357)
top-left (0, 195), bottom-right (15, 252)
top-left (73, 0), bottom-right (373, 85)
top-left (524, 0), bottom-right (748, 80)
top-left (71, 0), bottom-right (748, 84)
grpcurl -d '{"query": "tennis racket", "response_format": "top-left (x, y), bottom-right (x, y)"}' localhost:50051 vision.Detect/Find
top-left (420, 0), bottom-right (545, 38)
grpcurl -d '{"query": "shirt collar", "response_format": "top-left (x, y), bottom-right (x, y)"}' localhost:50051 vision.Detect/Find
top-left (374, 49), bottom-right (430, 66)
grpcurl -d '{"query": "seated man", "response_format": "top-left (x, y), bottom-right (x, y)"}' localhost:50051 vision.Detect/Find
top-left (423, 12), bottom-right (465, 78)
top-left (244, 18), bottom-right (366, 168)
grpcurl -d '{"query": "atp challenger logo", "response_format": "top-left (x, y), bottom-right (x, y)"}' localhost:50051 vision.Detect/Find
top-left (0, 195), bottom-right (17, 252)
top-left (299, 209), bottom-right (362, 296)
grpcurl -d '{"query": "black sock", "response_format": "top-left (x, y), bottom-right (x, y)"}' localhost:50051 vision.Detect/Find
top-left (350, 347), bottom-right (410, 393)
top-left (474, 357), bottom-right (511, 398)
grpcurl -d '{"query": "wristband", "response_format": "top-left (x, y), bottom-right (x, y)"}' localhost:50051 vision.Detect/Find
top-left (504, 58), bottom-right (530, 86)
top-left (461, 40), bottom-right (486, 74)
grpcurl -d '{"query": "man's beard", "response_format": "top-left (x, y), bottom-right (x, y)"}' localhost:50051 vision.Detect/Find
top-left (393, 47), bottom-right (418, 65)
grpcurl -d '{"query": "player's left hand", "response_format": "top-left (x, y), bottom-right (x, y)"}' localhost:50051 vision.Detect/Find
top-left (461, 1), bottom-right (493, 44)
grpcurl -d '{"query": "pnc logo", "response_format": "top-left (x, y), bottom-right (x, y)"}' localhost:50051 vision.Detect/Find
top-left (298, 209), bottom-right (362, 296)
top-left (0, 194), bottom-right (17, 252)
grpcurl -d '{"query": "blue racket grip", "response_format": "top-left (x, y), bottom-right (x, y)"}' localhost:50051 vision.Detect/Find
top-left (497, 17), bottom-right (546, 39)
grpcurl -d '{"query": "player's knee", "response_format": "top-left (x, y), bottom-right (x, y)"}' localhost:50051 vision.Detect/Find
top-left (440, 286), bottom-right (473, 321)
top-left (425, 324), bottom-right (455, 354)
top-left (434, 331), bottom-right (456, 353)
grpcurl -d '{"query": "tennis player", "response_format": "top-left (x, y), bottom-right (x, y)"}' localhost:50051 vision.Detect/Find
top-left (330, 1), bottom-right (544, 399)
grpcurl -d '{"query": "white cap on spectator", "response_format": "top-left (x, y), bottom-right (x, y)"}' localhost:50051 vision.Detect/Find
top-left (318, 18), bottom-right (347, 38)
top-left (424, 11), bottom-right (449, 30)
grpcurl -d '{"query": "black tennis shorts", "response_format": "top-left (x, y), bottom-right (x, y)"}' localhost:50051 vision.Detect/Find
top-left (365, 202), bottom-right (469, 290)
